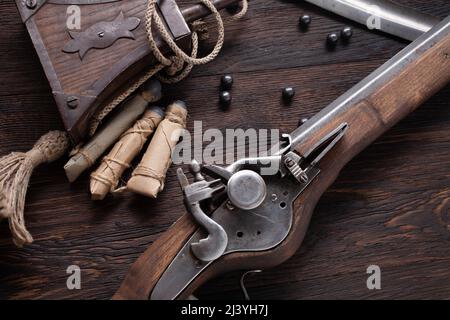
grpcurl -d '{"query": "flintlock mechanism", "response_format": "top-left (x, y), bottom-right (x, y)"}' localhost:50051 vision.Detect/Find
top-left (151, 123), bottom-right (348, 299)
top-left (15, 0), bottom-right (243, 143)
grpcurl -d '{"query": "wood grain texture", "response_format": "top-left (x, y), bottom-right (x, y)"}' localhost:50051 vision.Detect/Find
top-left (1, 0), bottom-right (450, 300)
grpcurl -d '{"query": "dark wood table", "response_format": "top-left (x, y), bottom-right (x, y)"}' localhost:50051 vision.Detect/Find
top-left (1, 0), bottom-right (450, 300)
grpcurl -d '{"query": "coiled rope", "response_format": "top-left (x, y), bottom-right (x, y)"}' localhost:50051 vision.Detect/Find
top-left (89, 0), bottom-right (248, 136)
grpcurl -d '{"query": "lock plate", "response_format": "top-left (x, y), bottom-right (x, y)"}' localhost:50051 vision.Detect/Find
top-left (151, 168), bottom-right (319, 300)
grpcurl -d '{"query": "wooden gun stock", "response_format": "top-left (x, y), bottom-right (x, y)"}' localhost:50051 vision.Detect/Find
top-left (114, 16), bottom-right (450, 300)
top-left (16, 0), bottom-right (241, 143)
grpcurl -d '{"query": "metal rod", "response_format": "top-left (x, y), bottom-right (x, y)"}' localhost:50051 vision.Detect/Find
top-left (182, 0), bottom-right (242, 23)
top-left (305, 0), bottom-right (440, 41)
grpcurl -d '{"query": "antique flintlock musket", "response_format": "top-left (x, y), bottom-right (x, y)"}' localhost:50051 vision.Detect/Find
top-left (114, 15), bottom-right (450, 299)
top-left (15, 0), bottom-right (241, 143)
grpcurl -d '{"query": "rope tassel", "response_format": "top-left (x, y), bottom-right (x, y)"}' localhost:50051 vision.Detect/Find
top-left (0, 131), bottom-right (70, 247)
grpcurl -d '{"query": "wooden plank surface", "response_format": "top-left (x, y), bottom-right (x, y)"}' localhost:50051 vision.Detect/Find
top-left (1, 0), bottom-right (450, 299)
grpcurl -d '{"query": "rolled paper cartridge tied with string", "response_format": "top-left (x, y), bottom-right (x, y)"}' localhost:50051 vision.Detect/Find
top-left (64, 79), bottom-right (162, 182)
top-left (90, 106), bottom-right (165, 200)
top-left (127, 101), bottom-right (188, 198)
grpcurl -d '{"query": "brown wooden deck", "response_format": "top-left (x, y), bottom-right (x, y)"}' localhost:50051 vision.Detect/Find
top-left (1, 0), bottom-right (450, 299)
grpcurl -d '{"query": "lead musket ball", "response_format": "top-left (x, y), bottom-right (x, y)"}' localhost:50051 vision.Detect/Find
top-left (299, 15), bottom-right (312, 29)
top-left (221, 74), bottom-right (234, 90)
top-left (326, 32), bottom-right (339, 48)
top-left (220, 91), bottom-right (232, 109)
top-left (282, 87), bottom-right (296, 102)
top-left (341, 26), bottom-right (354, 41)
